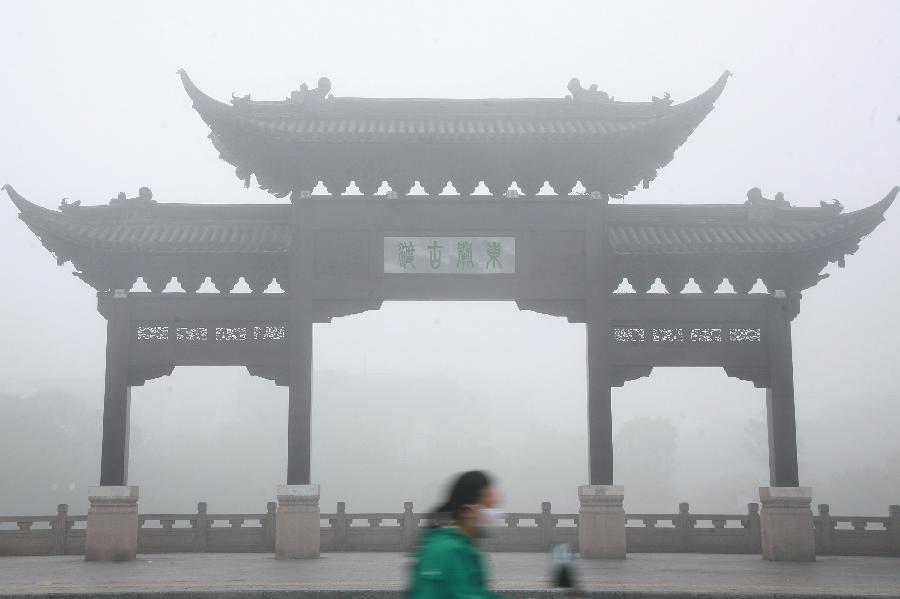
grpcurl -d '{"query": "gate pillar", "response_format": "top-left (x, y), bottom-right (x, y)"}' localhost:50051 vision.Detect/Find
top-left (759, 294), bottom-right (814, 561)
top-left (276, 484), bottom-right (321, 559)
top-left (578, 200), bottom-right (626, 558)
top-left (88, 291), bottom-right (139, 561)
top-left (578, 485), bottom-right (626, 559)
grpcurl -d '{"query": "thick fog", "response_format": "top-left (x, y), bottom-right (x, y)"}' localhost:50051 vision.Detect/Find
top-left (1, 1), bottom-right (898, 518)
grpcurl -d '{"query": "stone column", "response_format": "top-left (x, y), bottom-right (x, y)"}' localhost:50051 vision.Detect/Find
top-left (287, 191), bottom-right (315, 486)
top-left (759, 486), bottom-right (815, 562)
top-left (816, 504), bottom-right (833, 555)
top-left (765, 294), bottom-right (800, 487)
top-left (54, 504), bottom-right (69, 555)
top-left (401, 502), bottom-right (418, 551)
top-left (99, 291), bottom-right (133, 486)
top-left (85, 486), bottom-right (139, 561)
top-left (578, 485), bottom-right (626, 559)
top-left (888, 505), bottom-right (900, 556)
top-left (275, 484), bottom-right (320, 559)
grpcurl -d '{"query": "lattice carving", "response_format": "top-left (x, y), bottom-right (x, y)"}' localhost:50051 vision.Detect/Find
top-left (211, 274), bottom-right (239, 293)
top-left (253, 325), bottom-right (286, 341)
top-left (176, 327), bottom-right (208, 341)
top-left (244, 273), bottom-right (274, 294)
top-left (728, 274), bottom-right (756, 295)
top-left (661, 276), bottom-right (689, 294)
top-left (176, 274), bottom-right (205, 294)
top-left (143, 274), bottom-right (171, 293)
top-left (626, 274), bottom-right (655, 294)
top-left (729, 328), bottom-right (761, 343)
top-left (215, 327), bottom-right (247, 342)
top-left (693, 274), bottom-right (724, 294)
top-left (136, 326), bottom-right (169, 341)
top-left (652, 328), bottom-right (685, 343)
top-left (690, 328), bottom-right (723, 343)
top-left (613, 327), bottom-right (645, 343)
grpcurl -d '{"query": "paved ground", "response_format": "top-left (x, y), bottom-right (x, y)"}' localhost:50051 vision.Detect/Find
top-left (0, 552), bottom-right (898, 598)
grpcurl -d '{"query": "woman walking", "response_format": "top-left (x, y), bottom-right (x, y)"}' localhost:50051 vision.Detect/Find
top-left (408, 470), bottom-right (503, 599)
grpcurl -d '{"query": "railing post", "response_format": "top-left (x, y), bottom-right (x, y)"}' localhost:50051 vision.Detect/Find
top-left (816, 504), bottom-right (833, 555)
top-left (335, 502), bottom-right (349, 550)
top-left (677, 502), bottom-right (693, 552)
top-left (193, 502), bottom-right (208, 552)
top-left (264, 501), bottom-right (277, 551)
top-left (55, 504), bottom-right (68, 555)
top-left (889, 505), bottom-right (900, 556)
top-left (401, 502), bottom-right (417, 551)
top-left (540, 502), bottom-right (553, 550)
top-left (747, 502), bottom-right (761, 554)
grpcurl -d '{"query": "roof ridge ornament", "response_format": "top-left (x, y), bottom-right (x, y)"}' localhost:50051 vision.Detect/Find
top-left (110, 186), bottom-right (155, 206)
top-left (567, 79), bottom-right (674, 106)
top-left (59, 197), bottom-right (81, 213)
top-left (288, 76), bottom-right (332, 102)
top-left (567, 78), bottom-right (616, 103)
top-left (108, 187), bottom-right (157, 219)
top-left (230, 77), bottom-right (332, 110)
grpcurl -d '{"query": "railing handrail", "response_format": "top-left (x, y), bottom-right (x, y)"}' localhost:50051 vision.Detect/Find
top-left (0, 516), bottom-right (57, 523)
top-left (827, 516), bottom-right (890, 523)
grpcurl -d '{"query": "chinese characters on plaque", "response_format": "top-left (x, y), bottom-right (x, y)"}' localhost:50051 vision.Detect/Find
top-left (383, 237), bottom-right (515, 274)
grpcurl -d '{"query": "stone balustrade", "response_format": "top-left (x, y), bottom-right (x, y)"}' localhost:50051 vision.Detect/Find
top-left (1, 501), bottom-right (897, 557)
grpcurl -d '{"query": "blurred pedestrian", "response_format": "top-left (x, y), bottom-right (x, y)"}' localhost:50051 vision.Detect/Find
top-left (408, 470), bottom-right (504, 598)
top-left (550, 543), bottom-right (578, 597)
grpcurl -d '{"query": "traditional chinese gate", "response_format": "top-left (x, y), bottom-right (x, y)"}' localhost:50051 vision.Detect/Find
top-left (5, 69), bottom-right (895, 561)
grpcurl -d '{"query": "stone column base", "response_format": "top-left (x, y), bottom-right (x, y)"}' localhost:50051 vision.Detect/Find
top-left (578, 485), bottom-right (626, 559)
top-left (85, 486), bottom-right (139, 561)
top-left (759, 486), bottom-right (815, 562)
top-left (275, 484), bottom-right (320, 559)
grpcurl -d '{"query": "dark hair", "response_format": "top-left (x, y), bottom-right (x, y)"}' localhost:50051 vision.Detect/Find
top-left (429, 470), bottom-right (493, 527)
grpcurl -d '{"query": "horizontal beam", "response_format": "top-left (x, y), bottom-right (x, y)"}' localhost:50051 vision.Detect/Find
top-left (610, 294), bottom-right (769, 323)
top-left (99, 293), bottom-right (290, 322)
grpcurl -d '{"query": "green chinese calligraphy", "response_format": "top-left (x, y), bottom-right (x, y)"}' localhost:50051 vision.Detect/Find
top-left (486, 241), bottom-right (502, 269)
top-left (456, 241), bottom-right (475, 269)
top-left (398, 241), bottom-right (416, 269)
top-left (427, 241), bottom-right (443, 269)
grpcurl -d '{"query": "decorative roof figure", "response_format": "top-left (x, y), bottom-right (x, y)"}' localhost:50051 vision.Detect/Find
top-left (288, 77), bottom-right (332, 102)
top-left (566, 78), bottom-right (615, 102)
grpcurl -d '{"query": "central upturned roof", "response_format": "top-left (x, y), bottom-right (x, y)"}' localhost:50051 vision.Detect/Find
top-left (179, 70), bottom-right (731, 199)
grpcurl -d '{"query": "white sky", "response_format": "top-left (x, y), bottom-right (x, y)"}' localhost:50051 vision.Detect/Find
top-left (0, 0), bottom-right (898, 515)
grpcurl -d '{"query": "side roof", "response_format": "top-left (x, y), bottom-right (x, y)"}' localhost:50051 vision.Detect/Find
top-left (5, 184), bottom-right (894, 295)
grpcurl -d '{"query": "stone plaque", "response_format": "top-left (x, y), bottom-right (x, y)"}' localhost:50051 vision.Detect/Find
top-left (384, 237), bottom-right (515, 274)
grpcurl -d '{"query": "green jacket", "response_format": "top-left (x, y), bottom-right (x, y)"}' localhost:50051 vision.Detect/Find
top-left (408, 527), bottom-right (495, 599)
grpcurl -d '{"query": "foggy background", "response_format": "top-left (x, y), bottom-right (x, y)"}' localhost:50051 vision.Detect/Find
top-left (1, 1), bottom-right (898, 518)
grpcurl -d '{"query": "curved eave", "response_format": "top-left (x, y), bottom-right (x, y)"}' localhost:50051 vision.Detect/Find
top-left (3, 185), bottom-right (291, 255)
top-left (179, 69), bottom-right (729, 144)
top-left (609, 187), bottom-right (897, 256)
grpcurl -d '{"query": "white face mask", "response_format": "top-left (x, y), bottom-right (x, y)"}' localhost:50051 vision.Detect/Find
top-left (466, 505), bottom-right (505, 536)
top-left (478, 507), bottom-right (506, 528)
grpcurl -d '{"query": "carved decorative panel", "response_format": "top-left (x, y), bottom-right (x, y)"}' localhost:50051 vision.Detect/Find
top-left (613, 327), bottom-right (645, 343)
top-left (652, 327), bottom-right (685, 343)
top-left (690, 328), bottom-right (723, 343)
top-left (176, 327), bottom-right (208, 341)
top-left (215, 327), bottom-right (248, 342)
top-left (729, 327), bottom-right (762, 343)
top-left (253, 325), bottom-right (286, 341)
top-left (136, 326), bottom-right (169, 341)
top-left (615, 324), bottom-right (761, 345)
